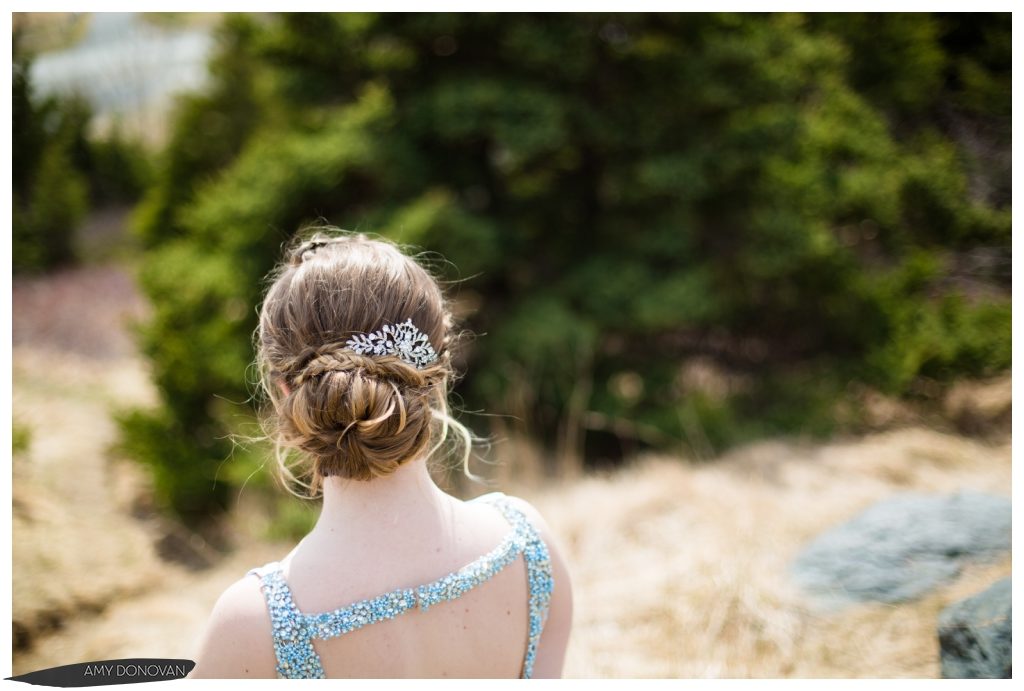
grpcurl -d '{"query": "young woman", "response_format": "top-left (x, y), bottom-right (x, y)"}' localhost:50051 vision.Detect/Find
top-left (190, 231), bottom-right (573, 678)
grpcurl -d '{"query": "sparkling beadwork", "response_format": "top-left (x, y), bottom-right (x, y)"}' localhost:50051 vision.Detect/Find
top-left (249, 494), bottom-right (554, 679)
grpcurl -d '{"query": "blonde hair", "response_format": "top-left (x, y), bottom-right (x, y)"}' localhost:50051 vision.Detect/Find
top-left (256, 229), bottom-right (473, 496)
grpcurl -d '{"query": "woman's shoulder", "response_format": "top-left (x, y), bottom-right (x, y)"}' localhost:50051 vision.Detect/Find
top-left (470, 491), bottom-right (553, 534)
top-left (189, 569), bottom-right (278, 677)
top-left (471, 491), bottom-right (573, 678)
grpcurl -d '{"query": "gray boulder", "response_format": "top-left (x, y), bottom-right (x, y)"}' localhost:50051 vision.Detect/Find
top-left (938, 577), bottom-right (1011, 679)
top-left (791, 491), bottom-right (1011, 605)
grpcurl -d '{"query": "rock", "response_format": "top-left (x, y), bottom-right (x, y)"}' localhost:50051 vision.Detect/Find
top-left (791, 491), bottom-right (1011, 605)
top-left (938, 578), bottom-right (1011, 678)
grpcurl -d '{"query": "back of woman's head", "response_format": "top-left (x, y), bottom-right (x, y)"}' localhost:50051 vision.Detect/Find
top-left (257, 230), bottom-right (457, 493)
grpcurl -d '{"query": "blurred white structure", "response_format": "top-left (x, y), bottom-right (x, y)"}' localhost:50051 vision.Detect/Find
top-left (30, 13), bottom-right (214, 143)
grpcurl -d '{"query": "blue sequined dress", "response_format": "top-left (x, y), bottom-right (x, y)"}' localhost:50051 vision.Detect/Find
top-left (248, 492), bottom-right (555, 679)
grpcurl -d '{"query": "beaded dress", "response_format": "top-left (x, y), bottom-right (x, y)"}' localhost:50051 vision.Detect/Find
top-left (248, 492), bottom-right (554, 679)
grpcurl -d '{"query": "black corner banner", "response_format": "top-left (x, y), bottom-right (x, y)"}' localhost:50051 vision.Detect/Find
top-left (7, 659), bottom-right (195, 687)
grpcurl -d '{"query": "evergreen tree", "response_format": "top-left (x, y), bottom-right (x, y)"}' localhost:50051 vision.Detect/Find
top-left (122, 13), bottom-right (1010, 521)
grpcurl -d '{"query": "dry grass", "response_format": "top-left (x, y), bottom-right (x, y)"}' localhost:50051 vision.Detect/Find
top-left (12, 347), bottom-right (162, 648)
top-left (524, 429), bottom-right (1011, 678)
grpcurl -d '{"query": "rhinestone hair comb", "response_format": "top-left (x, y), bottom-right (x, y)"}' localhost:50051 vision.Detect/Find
top-left (344, 318), bottom-right (439, 369)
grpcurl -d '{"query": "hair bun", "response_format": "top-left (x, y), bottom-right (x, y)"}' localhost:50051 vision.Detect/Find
top-left (278, 357), bottom-right (438, 481)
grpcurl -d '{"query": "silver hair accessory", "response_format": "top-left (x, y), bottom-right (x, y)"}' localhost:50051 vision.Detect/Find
top-left (345, 318), bottom-right (439, 369)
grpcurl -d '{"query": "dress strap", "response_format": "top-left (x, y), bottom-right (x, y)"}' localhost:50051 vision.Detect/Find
top-left (415, 527), bottom-right (525, 612)
top-left (249, 562), bottom-right (325, 678)
top-left (476, 494), bottom-right (555, 679)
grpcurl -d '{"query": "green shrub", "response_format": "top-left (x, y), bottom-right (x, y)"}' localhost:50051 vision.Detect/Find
top-left (85, 126), bottom-right (153, 205)
top-left (12, 33), bottom-right (154, 272)
top-left (115, 406), bottom-right (232, 525)
top-left (12, 422), bottom-right (32, 455)
top-left (132, 14), bottom-right (264, 248)
top-left (13, 142), bottom-right (89, 272)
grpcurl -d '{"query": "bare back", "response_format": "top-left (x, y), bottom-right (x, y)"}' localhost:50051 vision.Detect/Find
top-left (191, 492), bottom-right (571, 678)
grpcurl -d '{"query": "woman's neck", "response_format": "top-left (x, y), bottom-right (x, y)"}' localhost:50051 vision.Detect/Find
top-left (310, 458), bottom-right (452, 540)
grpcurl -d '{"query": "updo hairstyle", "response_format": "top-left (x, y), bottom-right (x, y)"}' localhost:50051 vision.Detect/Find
top-left (257, 230), bottom-right (466, 495)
